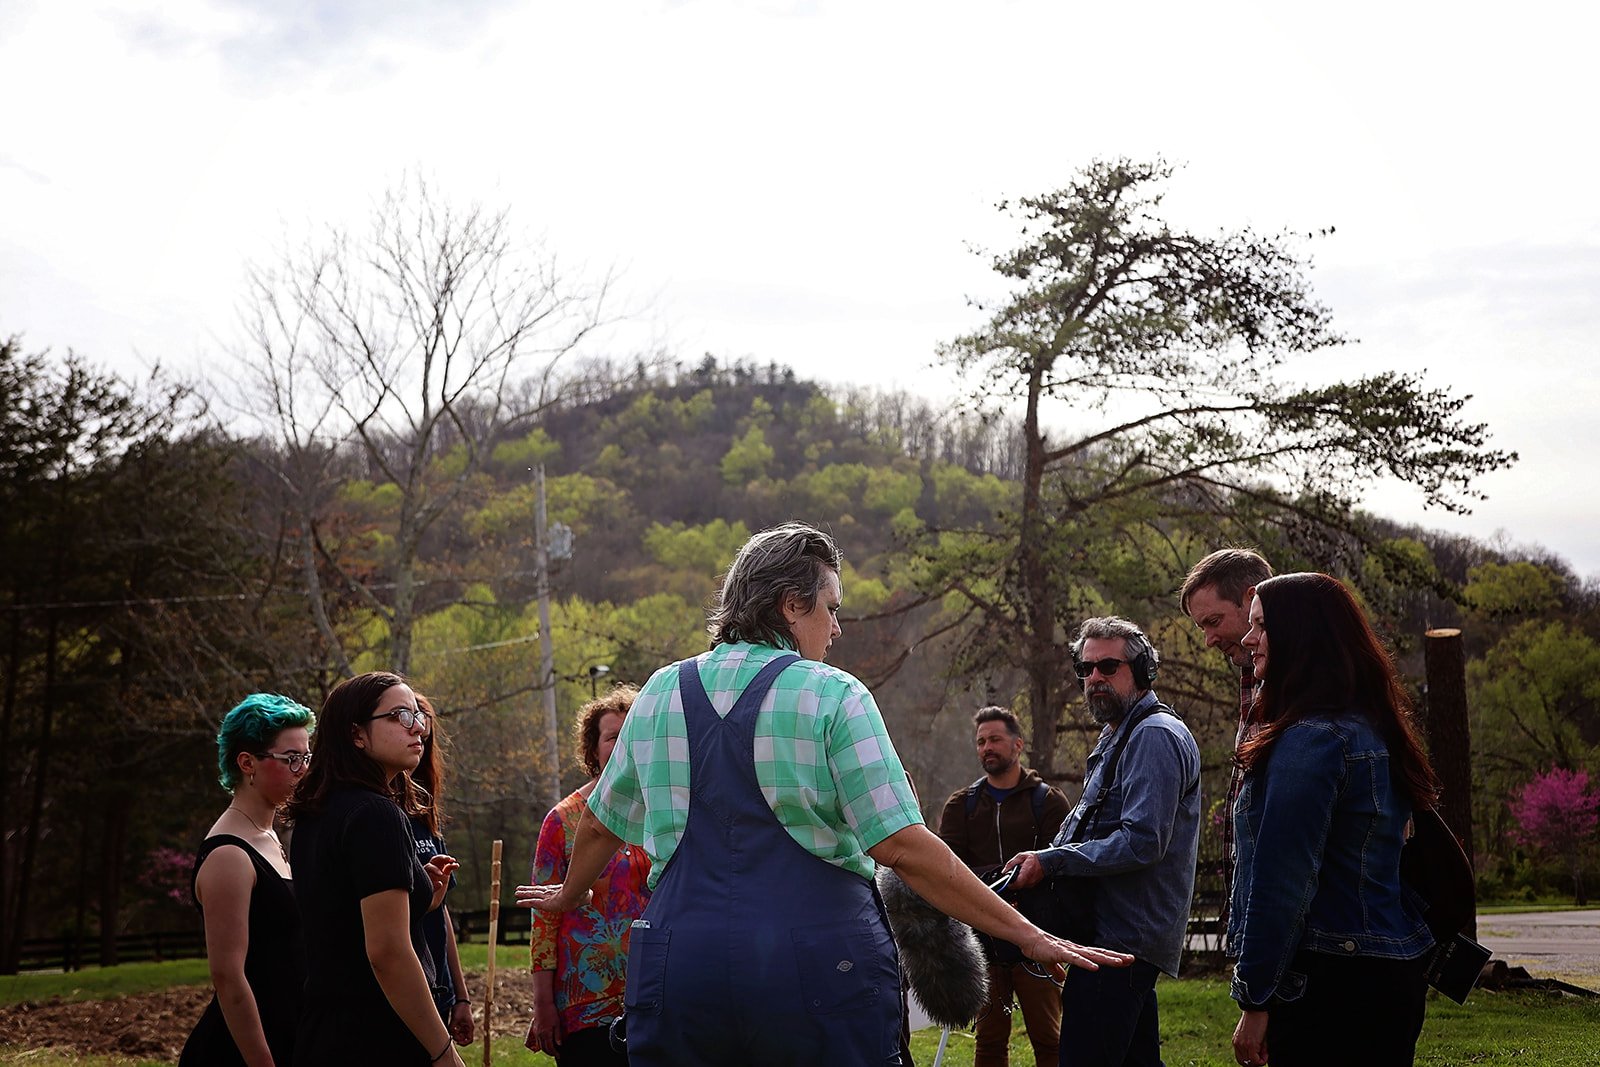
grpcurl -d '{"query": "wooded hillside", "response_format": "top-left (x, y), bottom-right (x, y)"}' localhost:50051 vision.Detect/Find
top-left (5, 343), bottom-right (1596, 967)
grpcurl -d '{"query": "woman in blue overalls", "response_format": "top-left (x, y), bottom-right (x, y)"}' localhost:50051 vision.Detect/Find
top-left (519, 523), bottom-right (1132, 1066)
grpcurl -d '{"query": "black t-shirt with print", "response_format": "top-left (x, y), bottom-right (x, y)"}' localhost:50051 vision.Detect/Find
top-left (291, 786), bottom-right (435, 1064)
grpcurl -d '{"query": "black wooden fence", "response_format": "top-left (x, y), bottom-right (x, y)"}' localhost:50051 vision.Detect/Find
top-left (454, 906), bottom-right (532, 944)
top-left (15, 928), bottom-right (208, 973)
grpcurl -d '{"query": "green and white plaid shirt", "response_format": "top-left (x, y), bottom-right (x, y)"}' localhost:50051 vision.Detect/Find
top-left (588, 641), bottom-right (923, 888)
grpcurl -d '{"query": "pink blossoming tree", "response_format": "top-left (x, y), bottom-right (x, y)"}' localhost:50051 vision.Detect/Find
top-left (139, 847), bottom-right (194, 906)
top-left (1509, 767), bottom-right (1599, 905)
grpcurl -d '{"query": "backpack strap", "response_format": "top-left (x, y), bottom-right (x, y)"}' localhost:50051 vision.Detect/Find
top-left (1030, 780), bottom-right (1050, 824)
top-left (965, 776), bottom-right (1055, 857)
top-left (963, 776), bottom-right (987, 818)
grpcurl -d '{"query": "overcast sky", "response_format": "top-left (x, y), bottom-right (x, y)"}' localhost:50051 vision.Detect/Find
top-left (4, 0), bottom-right (1597, 579)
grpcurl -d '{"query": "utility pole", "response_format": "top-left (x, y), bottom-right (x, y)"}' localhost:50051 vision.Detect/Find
top-left (534, 464), bottom-right (560, 809)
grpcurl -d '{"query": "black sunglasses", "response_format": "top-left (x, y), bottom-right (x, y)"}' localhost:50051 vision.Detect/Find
top-left (1073, 657), bottom-right (1129, 679)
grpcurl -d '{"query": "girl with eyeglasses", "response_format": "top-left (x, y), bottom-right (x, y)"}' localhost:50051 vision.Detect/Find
top-left (286, 672), bottom-right (465, 1067)
top-left (180, 693), bottom-right (314, 1067)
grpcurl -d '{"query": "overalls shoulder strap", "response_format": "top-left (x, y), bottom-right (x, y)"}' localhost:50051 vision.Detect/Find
top-left (676, 651), bottom-right (800, 729)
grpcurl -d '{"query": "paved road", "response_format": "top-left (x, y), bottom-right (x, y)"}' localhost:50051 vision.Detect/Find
top-left (1474, 909), bottom-right (1600, 987)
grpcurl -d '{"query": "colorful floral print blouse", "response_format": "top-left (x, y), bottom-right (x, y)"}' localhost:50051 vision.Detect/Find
top-left (529, 786), bottom-right (652, 1034)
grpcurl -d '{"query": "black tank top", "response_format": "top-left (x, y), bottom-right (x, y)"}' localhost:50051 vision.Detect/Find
top-left (179, 833), bottom-right (305, 1067)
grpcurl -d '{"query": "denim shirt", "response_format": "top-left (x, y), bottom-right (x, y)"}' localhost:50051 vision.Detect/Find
top-left (1037, 691), bottom-right (1201, 976)
top-left (1227, 710), bottom-right (1435, 1010)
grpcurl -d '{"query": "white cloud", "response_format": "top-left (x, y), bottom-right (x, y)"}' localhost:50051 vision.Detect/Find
top-left (3, 0), bottom-right (1597, 575)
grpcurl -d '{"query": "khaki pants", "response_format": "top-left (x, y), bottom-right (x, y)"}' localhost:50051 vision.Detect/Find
top-left (973, 961), bottom-right (1062, 1067)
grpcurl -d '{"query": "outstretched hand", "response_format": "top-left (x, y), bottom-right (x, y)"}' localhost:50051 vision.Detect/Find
top-left (513, 882), bottom-right (593, 913)
top-left (1021, 928), bottom-right (1135, 973)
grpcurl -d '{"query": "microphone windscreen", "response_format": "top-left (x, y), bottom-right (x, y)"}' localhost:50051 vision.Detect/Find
top-left (876, 867), bottom-right (989, 1028)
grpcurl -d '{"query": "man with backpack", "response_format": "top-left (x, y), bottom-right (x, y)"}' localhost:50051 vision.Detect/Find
top-left (938, 706), bottom-right (1070, 1067)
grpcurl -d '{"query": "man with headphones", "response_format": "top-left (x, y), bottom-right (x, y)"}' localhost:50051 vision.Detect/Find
top-left (1005, 616), bottom-right (1202, 1067)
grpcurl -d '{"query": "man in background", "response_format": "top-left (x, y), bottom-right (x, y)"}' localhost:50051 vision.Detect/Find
top-left (938, 706), bottom-right (1070, 1067)
top-left (1180, 548), bottom-right (1273, 920)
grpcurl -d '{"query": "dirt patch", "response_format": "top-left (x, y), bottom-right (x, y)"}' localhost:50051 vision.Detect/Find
top-left (0, 972), bottom-right (539, 1064)
top-left (0, 986), bottom-right (210, 1061)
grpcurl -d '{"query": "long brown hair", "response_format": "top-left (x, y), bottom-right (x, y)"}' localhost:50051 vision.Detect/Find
top-left (285, 671), bottom-right (425, 821)
top-left (1237, 573), bottom-right (1440, 806)
top-left (407, 692), bottom-right (445, 835)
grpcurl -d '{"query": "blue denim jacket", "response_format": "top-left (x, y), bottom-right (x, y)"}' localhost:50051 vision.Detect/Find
top-left (1227, 710), bottom-right (1434, 1010)
top-left (1038, 691), bottom-right (1201, 976)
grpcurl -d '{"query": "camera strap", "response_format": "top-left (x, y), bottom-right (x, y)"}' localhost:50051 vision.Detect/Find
top-left (1068, 700), bottom-right (1170, 843)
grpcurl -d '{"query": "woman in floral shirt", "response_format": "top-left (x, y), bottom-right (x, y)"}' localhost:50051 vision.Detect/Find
top-left (527, 686), bottom-right (650, 1065)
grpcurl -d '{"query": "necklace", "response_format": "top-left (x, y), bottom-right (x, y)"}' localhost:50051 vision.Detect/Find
top-left (229, 804), bottom-right (288, 862)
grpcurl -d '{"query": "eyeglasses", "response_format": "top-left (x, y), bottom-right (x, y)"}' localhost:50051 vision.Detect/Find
top-left (1073, 658), bottom-right (1129, 679)
top-left (365, 707), bottom-right (430, 735)
top-left (257, 750), bottom-right (312, 773)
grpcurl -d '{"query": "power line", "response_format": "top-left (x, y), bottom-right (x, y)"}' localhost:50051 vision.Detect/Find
top-left (0, 567), bottom-right (553, 612)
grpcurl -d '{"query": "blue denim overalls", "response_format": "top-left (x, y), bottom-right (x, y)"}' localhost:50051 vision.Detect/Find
top-left (621, 654), bottom-right (903, 1065)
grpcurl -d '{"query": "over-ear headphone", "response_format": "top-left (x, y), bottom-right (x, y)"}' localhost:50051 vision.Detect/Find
top-left (1074, 625), bottom-right (1160, 689)
top-left (1127, 637), bottom-right (1159, 690)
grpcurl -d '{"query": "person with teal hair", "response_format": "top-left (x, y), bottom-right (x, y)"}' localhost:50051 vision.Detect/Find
top-left (214, 693), bottom-right (317, 791)
top-left (181, 693), bottom-right (315, 1067)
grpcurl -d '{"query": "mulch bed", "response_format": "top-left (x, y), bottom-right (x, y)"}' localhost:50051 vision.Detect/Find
top-left (0, 971), bottom-right (540, 1063)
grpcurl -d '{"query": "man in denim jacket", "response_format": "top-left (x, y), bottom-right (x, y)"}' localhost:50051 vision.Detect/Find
top-left (1008, 617), bottom-right (1201, 1067)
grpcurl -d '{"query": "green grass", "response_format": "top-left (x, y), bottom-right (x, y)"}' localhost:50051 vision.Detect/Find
top-left (1478, 901), bottom-right (1594, 915)
top-left (456, 940), bottom-right (512, 972)
top-left (0, 1047), bottom-right (546, 1067)
top-left (0, 942), bottom-right (526, 1008)
top-left (909, 977), bottom-right (1600, 1067)
top-left (0, 958), bottom-right (211, 1007)
top-left (0, 1053), bottom-right (171, 1066)
top-left (0, 948), bottom-right (549, 1066)
top-left (6, 956), bottom-right (1599, 1066)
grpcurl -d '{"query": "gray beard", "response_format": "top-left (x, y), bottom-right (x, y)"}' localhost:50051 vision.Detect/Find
top-left (1087, 687), bottom-right (1131, 725)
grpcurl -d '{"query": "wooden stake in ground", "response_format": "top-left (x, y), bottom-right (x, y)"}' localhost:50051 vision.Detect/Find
top-left (482, 839), bottom-right (503, 1067)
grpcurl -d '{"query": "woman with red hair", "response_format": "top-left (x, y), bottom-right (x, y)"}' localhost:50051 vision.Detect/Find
top-left (1229, 573), bottom-right (1441, 1067)
top-left (525, 685), bottom-right (650, 1065)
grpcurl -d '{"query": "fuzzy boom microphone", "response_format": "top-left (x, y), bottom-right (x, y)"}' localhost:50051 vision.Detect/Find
top-left (876, 867), bottom-right (989, 1028)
